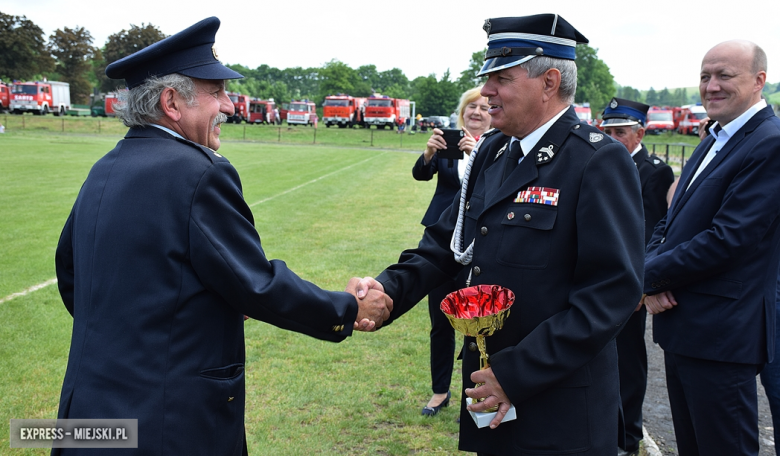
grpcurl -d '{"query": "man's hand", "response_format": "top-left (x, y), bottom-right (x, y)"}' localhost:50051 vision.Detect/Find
top-left (346, 277), bottom-right (393, 331)
top-left (464, 367), bottom-right (512, 429)
top-left (644, 290), bottom-right (677, 315)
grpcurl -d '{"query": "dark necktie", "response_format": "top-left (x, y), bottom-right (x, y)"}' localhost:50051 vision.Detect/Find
top-left (502, 140), bottom-right (523, 184)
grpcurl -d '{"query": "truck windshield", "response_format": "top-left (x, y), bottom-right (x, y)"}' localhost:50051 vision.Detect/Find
top-left (368, 99), bottom-right (392, 107)
top-left (229, 95), bottom-right (239, 103)
top-left (290, 103), bottom-right (308, 111)
top-left (12, 85), bottom-right (38, 95)
top-left (648, 112), bottom-right (673, 122)
top-left (324, 100), bottom-right (349, 107)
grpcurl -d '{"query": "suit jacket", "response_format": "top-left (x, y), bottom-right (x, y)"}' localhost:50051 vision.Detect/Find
top-left (412, 152), bottom-right (462, 226)
top-left (646, 106), bottom-right (780, 365)
top-left (53, 127), bottom-right (357, 455)
top-left (633, 146), bottom-right (674, 244)
top-left (377, 107), bottom-right (645, 454)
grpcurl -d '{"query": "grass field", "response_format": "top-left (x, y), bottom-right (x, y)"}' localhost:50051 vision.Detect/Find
top-left (0, 119), bottom-right (703, 455)
top-left (0, 128), bottom-right (472, 455)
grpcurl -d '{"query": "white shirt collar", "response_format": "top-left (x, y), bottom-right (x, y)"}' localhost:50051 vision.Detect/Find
top-left (709, 99), bottom-right (767, 141)
top-left (510, 106), bottom-right (570, 156)
top-left (150, 124), bottom-right (184, 139)
top-left (631, 143), bottom-right (643, 156)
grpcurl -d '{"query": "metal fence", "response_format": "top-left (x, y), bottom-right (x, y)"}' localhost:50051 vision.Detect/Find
top-left (647, 143), bottom-right (695, 174)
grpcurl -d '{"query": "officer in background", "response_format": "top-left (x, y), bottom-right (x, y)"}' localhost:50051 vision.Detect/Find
top-left (352, 14), bottom-right (644, 455)
top-left (602, 97), bottom-right (674, 456)
top-left (54, 17), bottom-right (390, 456)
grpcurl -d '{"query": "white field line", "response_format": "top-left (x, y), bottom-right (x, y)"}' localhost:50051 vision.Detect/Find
top-left (2, 153), bottom-right (384, 304)
top-left (0, 278), bottom-right (58, 304)
top-left (248, 155), bottom-right (381, 208)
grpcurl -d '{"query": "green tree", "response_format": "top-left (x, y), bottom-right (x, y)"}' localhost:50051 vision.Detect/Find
top-left (97, 23), bottom-right (166, 92)
top-left (410, 70), bottom-right (460, 116)
top-left (48, 26), bottom-right (98, 104)
top-left (0, 11), bottom-right (54, 80)
top-left (646, 87), bottom-right (658, 106)
top-left (657, 87), bottom-right (672, 106)
top-left (377, 68), bottom-right (409, 96)
top-left (318, 59), bottom-right (359, 102)
top-left (456, 49), bottom-right (486, 93)
top-left (574, 44), bottom-right (615, 111)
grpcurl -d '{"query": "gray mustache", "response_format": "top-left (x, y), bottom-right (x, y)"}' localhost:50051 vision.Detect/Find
top-left (213, 113), bottom-right (228, 127)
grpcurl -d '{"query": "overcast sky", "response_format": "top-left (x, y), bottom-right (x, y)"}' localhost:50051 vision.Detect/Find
top-left (4, 0), bottom-right (780, 91)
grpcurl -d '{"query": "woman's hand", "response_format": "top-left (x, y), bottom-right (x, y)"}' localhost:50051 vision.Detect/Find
top-left (424, 128), bottom-right (446, 163)
top-left (459, 127), bottom-right (477, 154)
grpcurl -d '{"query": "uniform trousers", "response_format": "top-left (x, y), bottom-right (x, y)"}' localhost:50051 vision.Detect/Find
top-left (616, 306), bottom-right (648, 452)
top-left (428, 279), bottom-right (457, 395)
top-left (664, 351), bottom-right (762, 456)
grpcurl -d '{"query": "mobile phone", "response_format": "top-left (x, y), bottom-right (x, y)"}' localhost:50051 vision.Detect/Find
top-left (703, 119), bottom-right (716, 136)
top-left (438, 128), bottom-right (464, 160)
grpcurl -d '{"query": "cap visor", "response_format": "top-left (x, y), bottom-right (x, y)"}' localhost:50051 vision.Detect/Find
top-left (601, 118), bottom-right (639, 127)
top-left (178, 62), bottom-right (244, 81)
top-left (477, 55), bottom-right (535, 76)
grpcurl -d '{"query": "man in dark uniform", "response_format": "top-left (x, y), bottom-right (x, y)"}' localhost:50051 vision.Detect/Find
top-left (602, 97), bottom-right (674, 456)
top-left (53, 17), bottom-right (390, 456)
top-left (352, 14), bottom-right (644, 455)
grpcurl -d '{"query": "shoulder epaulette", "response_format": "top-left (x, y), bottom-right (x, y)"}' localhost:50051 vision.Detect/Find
top-left (569, 124), bottom-right (615, 150)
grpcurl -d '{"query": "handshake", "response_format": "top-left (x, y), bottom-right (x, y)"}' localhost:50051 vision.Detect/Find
top-left (346, 277), bottom-right (394, 332)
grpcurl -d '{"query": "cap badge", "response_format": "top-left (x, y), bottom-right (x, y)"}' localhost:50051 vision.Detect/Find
top-left (610, 99), bottom-right (618, 109)
top-left (589, 133), bottom-right (604, 143)
top-left (483, 19), bottom-right (491, 36)
top-left (212, 45), bottom-right (219, 60)
top-left (537, 144), bottom-right (555, 163)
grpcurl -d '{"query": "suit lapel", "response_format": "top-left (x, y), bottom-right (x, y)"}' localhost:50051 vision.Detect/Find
top-left (667, 106), bottom-right (775, 227)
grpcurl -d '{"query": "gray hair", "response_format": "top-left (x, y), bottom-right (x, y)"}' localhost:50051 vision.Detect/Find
top-left (114, 74), bottom-right (197, 128)
top-left (519, 56), bottom-right (578, 104)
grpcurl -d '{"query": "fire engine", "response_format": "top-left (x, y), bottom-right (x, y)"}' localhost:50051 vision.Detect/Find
top-left (364, 95), bottom-right (410, 130)
top-left (228, 92), bottom-right (250, 123)
top-left (287, 100), bottom-right (318, 126)
top-left (674, 104), bottom-right (708, 135)
top-left (645, 107), bottom-right (675, 135)
top-left (0, 81), bottom-right (10, 112)
top-left (11, 80), bottom-right (71, 116)
top-left (247, 99), bottom-right (279, 125)
top-left (573, 103), bottom-right (593, 125)
top-left (92, 92), bottom-right (119, 117)
top-left (322, 95), bottom-right (367, 128)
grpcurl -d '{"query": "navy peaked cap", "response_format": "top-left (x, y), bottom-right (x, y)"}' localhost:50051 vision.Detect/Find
top-left (106, 17), bottom-right (243, 88)
top-left (478, 14), bottom-right (588, 76)
top-left (602, 97), bottom-right (650, 127)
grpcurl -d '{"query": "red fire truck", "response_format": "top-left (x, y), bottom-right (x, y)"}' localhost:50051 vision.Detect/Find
top-left (645, 107), bottom-right (675, 135)
top-left (674, 104), bottom-right (708, 135)
top-left (11, 80), bottom-right (71, 115)
top-left (573, 103), bottom-right (593, 125)
top-left (0, 81), bottom-right (10, 112)
top-left (287, 100), bottom-right (318, 126)
top-left (364, 95), bottom-right (410, 130)
top-left (228, 92), bottom-right (250, 123)
top-left (247, 99), bottom-right (279, 125)
top-left (322, 95), bottom-right (366, 128)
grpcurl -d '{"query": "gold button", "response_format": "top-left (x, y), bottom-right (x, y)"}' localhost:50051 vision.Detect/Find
top-left (228, 397), bottom-right (234, 402)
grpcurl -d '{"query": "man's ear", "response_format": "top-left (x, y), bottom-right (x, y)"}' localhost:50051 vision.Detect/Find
top-left (159, 87), bottom-right (182, 122)
top-left (541, 68), bottom-right (562, 102)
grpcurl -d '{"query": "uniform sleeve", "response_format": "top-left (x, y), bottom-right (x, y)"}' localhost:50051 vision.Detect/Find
top-left (491, 142), bottom-right (645, 402)
top-left (643, 164), bottom-right (675, 244)
top-left (412, 153), bottom-right (438, 181)
top-left (55, 210), bottom-right (76, 316)
top-left (644, 131), bottom-right (780, 294)
top-left (188, 162), bottom-right (358, 342)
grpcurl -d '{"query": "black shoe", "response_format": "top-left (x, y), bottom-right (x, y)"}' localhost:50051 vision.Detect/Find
top-left (421, 391), bottom-right (451, 416)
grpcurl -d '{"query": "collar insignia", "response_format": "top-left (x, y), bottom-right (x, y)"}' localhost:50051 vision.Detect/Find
top-left (537, 144), bottom-right (555, 163)
top-left (494, 141), bottom-right (509, 161)
top-left (589, 132), bottom-right (604, 143)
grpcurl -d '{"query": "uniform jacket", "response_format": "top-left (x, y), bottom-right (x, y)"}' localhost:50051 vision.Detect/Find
top-left (377, 107), bottom-right (645, 455)
top-left (412, 152), bottom-right (462, 226)
top-left (633, 146), bottom-right (674, 244)
top-left (646, 106), bottom-right (780, 364)
top-left (54, 126), bottom-right (358, 455)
